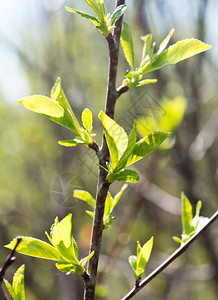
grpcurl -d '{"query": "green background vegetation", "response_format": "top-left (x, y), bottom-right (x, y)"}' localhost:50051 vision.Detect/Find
top-left (0, 1), bottom-right (217, 299)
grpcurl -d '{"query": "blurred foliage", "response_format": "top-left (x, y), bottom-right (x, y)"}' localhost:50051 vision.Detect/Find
top-left (1, 0), bottom-right (218, 299)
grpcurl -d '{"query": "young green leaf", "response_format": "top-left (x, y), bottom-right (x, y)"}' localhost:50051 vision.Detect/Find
top-left (56, 262), bottom-right (76, 274)
top-left (50, 77), bottom-right (82, 134)
top-left (107, 169), bottom-right (139, 183)
top-left (121, 22), bottom-right (135, 69)
top-left (156, 28), bottom-right (175, 55)
top-left (124, 131), bottom-right (171, 167)
top-left (4, 280), bottom-right (17, 300)
top-left (4, 265), bottom-right (26, 300)
top-left (145, 38), bottom-right (211, 74)
top-left (140, 34), bottom-right (153, 67)
top-left (19, 78), bottom-right (83, 135)
top-left (112, 121), bottom-right (137, 173)
top-left (73, 190), bottom-right (96, 208)
top-left (129, 237), bottom-right (154, 280)
top-left (110, 4), bottom-right (127, 25)
top-left (112, 184), bottom-right (128, 208)
top-left (99, 111), bottom-right (128, 166)
top-left (137, 237), bottom-right (153, 274)
top-left (128, 255), bottom-right (137, 271)
top-left (136, 79), bottom-right (157, 87)
top-left (5, 237), bottom-right (62, 261)
top-left (58, 139), bottom-right (85, 147)
top-left (82, 108), bottom-right (93, 134)
top-left (181, 192), bottom-right (194, 236)
top-left (52, 214), bottom-right (79, 264)
top-left (19, 96), bottom-right (64, 118)
top-left (79, 251), bottom-right (94, 267)
top-left (65, 7), bottom-right (100, 27)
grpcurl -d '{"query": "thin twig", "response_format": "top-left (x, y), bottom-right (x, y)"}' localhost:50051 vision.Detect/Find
top-left (122, 210), bottom-right (218, 300)
top-left (0, 237), bottom-right (22, 300)
top-left (0, 237), bottom-right (22, 283)
top-left (84, 2), bottom-right (125, 299)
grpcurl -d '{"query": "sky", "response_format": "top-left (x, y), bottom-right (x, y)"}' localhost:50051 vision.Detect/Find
top-left (0, 0), bottom-right (218, 103)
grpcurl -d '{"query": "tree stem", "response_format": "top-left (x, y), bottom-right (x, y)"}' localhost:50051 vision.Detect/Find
top-left (84, 2), bottom-right (125, 299)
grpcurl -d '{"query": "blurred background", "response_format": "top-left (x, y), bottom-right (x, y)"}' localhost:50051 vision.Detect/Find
top-left (0, 0), bottom-right (217, 299)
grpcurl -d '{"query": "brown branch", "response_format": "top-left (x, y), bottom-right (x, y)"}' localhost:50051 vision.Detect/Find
top-left (84, 2), bottom-right (125, 299)
top-left (122, 210), bottom-right (218, 300)
top-left (0, 237), bottom-right (22, 300)
top-left (0, 237), bottom-right (22, 283)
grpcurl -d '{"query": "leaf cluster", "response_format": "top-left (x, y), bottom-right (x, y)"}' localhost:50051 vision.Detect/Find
top-left (4, 265), bottom-right (25, 300)
top-left (66, 1), bottom-right (127, 37)
top-left (173, 193), bottom-right (209, 244)
top-left (129, 237), bottom-right (154, 281)
top-left (5, 214), bottom-right (94, 276)
top-left (19, 77), bottom-right (95, 148)
top-left (99, 111), bottom-right (170, 183)
top-left (74, 184), bottom-right (128, 229)
top-left (120, 25), bottom-right (211, 90)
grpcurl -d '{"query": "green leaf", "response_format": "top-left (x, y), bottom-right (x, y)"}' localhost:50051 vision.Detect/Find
top-left (113, 184), bottom-right (128, 208)
top-left (82, 108), bottom-right (93, 134)
top-left (56, 262), bottom-right (76, 274)
top-left (52, 214), bottom-right (79, 264)
top-left (172, 236), bottom-right (182, 244)
top-left (125, 131), bottom-right (171, 167)
top-left (73, 190), bottom-right (95, 208)
top-left (157, 28), bottom-right (175, 55)
top-left (19, 78), bottom-right (82, 135)
top-left (112, 121), bottom-right (137, 173)
top-left (4, 280), bottom-right (17, 300)
top-left (108, 169), bottom-right (139, 183)
top-left (140, 34), bottom-right (153, 67)
top-left (19, 96), bottom-right (64, 118)
top-left (5, 237), bottom-right (62, 261)
top-left (136, 79), bottom-right (157, 87)
top-left (137, 237), bottom-right (153, 271)
top-left (50, 77), bottom-right (82, 134)
top-left (65, 7), bottom-right (100, 26)
top-left (86, 210), bottom-right (94, 218)
top-left (145, 38), bottom-right (211, 74)
top-left (128, 255), bottom-right (137, 271)
top-left (58, 139), bottom-right (85, 147)
top-left (99, 111), bottom-right (128, 167)
top-left (110, 4), bottom-right (127, 25)
top-left (121, 22), bottom-right (135, 69)
top-left (181, 192), bottom-right (194, 236)
top-left (79, 251), bottom-right (94, 267)
top-left (12, 265), bottom-right (25, 300)
top-left (104, 192), bottom-right (114, 218)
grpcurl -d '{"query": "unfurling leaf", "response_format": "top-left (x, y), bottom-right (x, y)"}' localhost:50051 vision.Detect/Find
top-left (107, 169), bottom-right (139, 183)
top-left (19, 95), bottom-right (64, 118)
top-left (98, 111), bottom-right (128, 166)
top-left (4, 265), bottom-right (26, 300)
top-left (173, 193), bottom-right (209, 244)
top-left (121, 22), bottom-right (135, 69)
top-left (82, 108), bottom-right (93, 133)
top-left (5, 214), bottom-right (94, 276)
top-left (110, 4), bottom-right (126, 25)
top-left (129, 237), bottom-right (154, 280)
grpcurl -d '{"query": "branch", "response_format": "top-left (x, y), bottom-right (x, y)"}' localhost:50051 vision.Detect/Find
top-left (0, 237), bottom-right (22, 283)
top-left (122, 210), bottom-right (218, 300)
top-left (84, 2), bottom-right (125, 299)
top-left (0, 237), bottom-right (22, 300)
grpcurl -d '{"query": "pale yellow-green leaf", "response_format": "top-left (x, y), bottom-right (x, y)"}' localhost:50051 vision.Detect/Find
top-left (121, 22), bottom-right (135, 69)
top-left (19, 95), bottom-right (64, 118)
top-left (82, 108), bottom-right (93, 133)
top-left (146, 39), bottom-right (211, 73)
